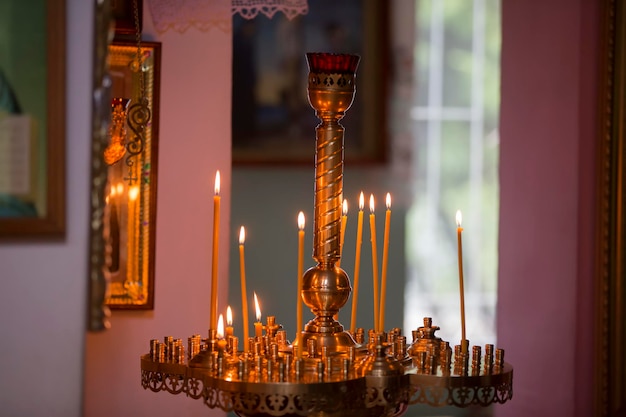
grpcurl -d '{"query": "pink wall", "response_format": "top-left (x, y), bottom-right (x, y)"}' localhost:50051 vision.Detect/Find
top-left (0, 0), bottom-right (604, 416)
top-left (497, 1), bottom-right (599, 416)
top-left (83, 2), bottom-right (232, 416)
top-left (0, 0), bottom-right (92, 415)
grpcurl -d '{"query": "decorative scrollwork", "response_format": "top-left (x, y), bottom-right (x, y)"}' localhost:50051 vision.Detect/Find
top-left (234, 391), bottom-right (262, 415)
top-left (363, 376), bottom-right (410, 417)
top-left (415, 384), bottom-right (450, 406)
top-left (450, 385), bottom-right (474, 406)
top-left (217, 388), bottom-right (236, 412)
top-left (140, 369), bottom-right (151, 390)
top-left (140, 355), bottom-right (513, 416)
top-left (185, 376), bottom-right (205, 399)
top-left (265, 393), bottom-right (289, 412)
top-left (125, 96), bottom-right (151, 169)
top-left (495, 380), bottom-right (514, 404)
top-left (164, 373), bottom-right (185, 394)
top-left (406, 364), bottom-right (513, 408)
top-left (308, 73), bottom-right (355, 92)
top-left (203, 386), bottom-right (222, 410)
top-left (476, 385), bottom-right (496, 404)
top-left (142, 369), bottom-right (165, 392)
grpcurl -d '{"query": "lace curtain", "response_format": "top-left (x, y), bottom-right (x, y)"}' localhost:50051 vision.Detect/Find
top-left (147, 0), bottom-right (309, 33)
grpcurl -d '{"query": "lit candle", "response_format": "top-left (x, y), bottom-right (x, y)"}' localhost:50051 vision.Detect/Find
top-left (456, 209), bottom-right (467, 354)
top-left (108, 185), bottom-right (120, 273)
top-left (239, 226), bottom-right (250, 353)
top-left (226, 306), bottom-right (234, 339)
top-left (116, 183), bottom-right (124, 236)
top-left (379, 193), bottom-right (391, 332)
top-left (217, 314), bottom-right (224, 338)
top-left (337, 199), bottom-right (348, 267)
top-left (296, 212), bottom-right (305, 358)
top-left (210, 171), bottom-right (221, 331)
top-left (369, 194), bottom-right (380, 332)
top-left (254, 292), bottom-right (263, 338)
top-left (350, 192), bottom-right (364, 334)
top-left (114, 183), bottom-right (125, 272)
top-left (127, 185), bottom-right (140, 284)
top-left (217, 314), bottom-right (227, 352)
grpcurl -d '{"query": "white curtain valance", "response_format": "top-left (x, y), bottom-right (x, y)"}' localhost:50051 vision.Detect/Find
top-left (147, 0), bottom-right (309, 33)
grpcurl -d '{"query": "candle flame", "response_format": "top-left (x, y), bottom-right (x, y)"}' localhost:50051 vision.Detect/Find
top-left (386, 193), bottom-right (391, 210)
top-left (110, 186), bottom-right (117, 197)
top-left (239, 226), bottom-right (246, 245)
top-left (214, 170), bottom-right (221, 195)
top-left (456, 210), bottom-right (463, 227)
top-left (217, 314), bottom-right (224, 339)
top-left (227, 306), bottom-right (233, 326)
top-left (129, 186), bottom-right (139, 201)
top-left (359, 192), bottom-right (364, 211)
top-left (369, 194), bottom-right (375, 213)
top-left (298, 211), bottom-right (305, 230)
top-left (254, 292), bottom-right (261, 321)
top-left (342, 199), bottom-right (348, 216)
top-left (116, 183), bottom-right (124, 195)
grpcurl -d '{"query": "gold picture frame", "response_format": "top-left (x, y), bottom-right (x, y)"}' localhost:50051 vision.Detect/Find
top-left (103, 40), bottom-right (161, 310)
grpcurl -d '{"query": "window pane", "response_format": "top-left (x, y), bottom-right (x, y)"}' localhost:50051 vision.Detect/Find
top-left (405, 0), bottom-right (501, 353)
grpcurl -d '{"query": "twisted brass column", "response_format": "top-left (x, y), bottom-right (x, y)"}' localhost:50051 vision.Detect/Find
top-left (300, 53), bottom-right (360, 354)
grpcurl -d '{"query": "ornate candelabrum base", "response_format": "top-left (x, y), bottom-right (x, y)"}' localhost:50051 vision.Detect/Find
top-left (141, 318), bottom-right (513, 417)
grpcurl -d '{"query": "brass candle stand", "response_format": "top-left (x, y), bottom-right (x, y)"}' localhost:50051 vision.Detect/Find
top-left (139, 53), bottom-right (513, 416)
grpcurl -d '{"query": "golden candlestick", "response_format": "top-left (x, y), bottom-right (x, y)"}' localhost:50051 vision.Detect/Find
top-left (210, 171), bottom-right (221, 331)
top-left (379, 193), bottom-right (391, 332)
top-left (350, 192), bottom-right (365, 333)
top-left (296, 212), bottom-right (305, 358)
top-left (226, 306), bottom-right (234, 339)
top-left (456, 210), bottom-right (467, 354)
top-left (254, 292), bottom-right (263, 338)
top-left (238, 226), bottom-right (250, 353)
top-left (301, 53), bottom-right (360, 355)
top-left (369, 194), bottom-right (380, 332)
